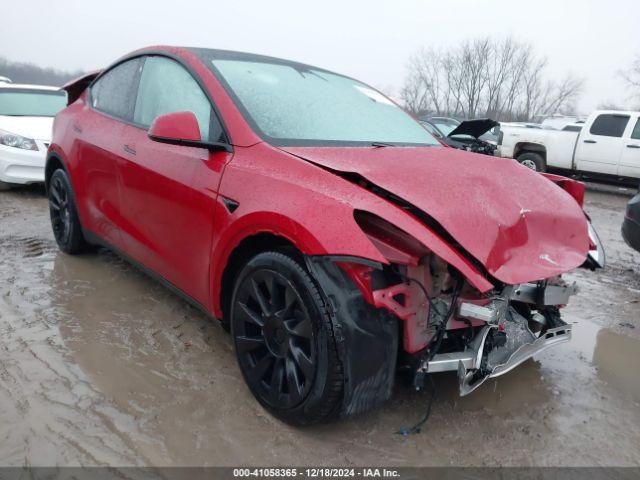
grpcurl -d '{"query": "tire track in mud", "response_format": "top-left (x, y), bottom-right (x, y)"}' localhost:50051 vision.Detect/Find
top-left (0, 234), bottom-right (154, 466)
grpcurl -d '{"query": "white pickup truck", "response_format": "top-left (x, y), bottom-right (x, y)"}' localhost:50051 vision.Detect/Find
top-left (498, 110), bottom-right (640, 182)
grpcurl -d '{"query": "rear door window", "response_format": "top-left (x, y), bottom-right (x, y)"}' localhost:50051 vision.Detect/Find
top-left (134, 56), bottom-right (224, 142)
top-left (589, 114), bottom-right (630, 137)
top-left (90, 58), bottom-right (142, 121)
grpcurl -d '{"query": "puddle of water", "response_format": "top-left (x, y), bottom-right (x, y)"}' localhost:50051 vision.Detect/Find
top-left (559, 317), bottom-right (640, 401)
top-left (592, 329), bottom-right (640, 400)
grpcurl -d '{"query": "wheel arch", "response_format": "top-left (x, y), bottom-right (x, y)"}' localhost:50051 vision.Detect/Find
top-left (514, 142), bottom-right (547, 161)
top-left (44, 151), bottom-right (68, 192)
top-left (217, 231), bottom-right (301, 326)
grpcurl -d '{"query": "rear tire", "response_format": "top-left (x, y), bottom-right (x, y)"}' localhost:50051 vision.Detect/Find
top-left (230, 251), bottom-right (343, 425)
top-left (48, 169), bottom-right (89, 254)
top-left (516, 152), bottom-right (546, 172)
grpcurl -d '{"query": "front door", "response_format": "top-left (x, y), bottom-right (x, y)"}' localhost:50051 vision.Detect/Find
top-left (116, 55), bottom-right (232, 307)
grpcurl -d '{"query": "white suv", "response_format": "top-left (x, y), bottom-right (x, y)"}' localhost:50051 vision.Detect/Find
top-left (0, 82), bottom-right (66, 188)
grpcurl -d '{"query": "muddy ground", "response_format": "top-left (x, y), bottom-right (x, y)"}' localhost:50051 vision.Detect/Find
top-left (0, 184), bottom-right (639, 467)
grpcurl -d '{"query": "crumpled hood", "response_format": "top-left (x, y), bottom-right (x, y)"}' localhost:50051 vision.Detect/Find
top-left (281, 145), bottom-right (589, 285)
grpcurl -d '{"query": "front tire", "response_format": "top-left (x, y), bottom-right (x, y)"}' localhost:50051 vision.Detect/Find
top-left (48, 169), bottom-right (89, 254)
top-left (230, 251), bottom-right (343, 425)
top-left (516, 152), bottom-right (546, 172)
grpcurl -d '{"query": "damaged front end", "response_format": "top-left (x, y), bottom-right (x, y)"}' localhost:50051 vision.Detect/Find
top-left (371, 255), bottom-right (575, 397)
top-left (306, 209), bottom-right (585, 417)
top-left (280, 147), bottom-right (603, 416)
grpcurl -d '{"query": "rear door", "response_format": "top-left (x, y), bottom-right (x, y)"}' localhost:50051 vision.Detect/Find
top-left (618, 115), bottom-right (640, 179)
top-left (116, 55), bottom-right (231, 307)
top-left (75, 58), bottom-right (143, 249)
top-left (574, 113), bottom-right (630, 174)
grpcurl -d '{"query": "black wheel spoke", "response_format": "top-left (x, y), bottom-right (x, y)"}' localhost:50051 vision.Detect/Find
top-left (247, 354), bottom-right (273, 384)
top-left (290, 343), bottom-right (313, 379)
top-left (285, 318), bottom-right (312, 339)
top-left (236, 335), bottom-right (265, 353)
top-left (285, 357), bottom-right (303, 402)
top-left (251, 278), bottom-right (271, 316)
top-left (49, 199), bottom-right (60, 211)
top-left (268, 357), bottom-right (285, 402)
top-left (264, 275), bottom-right (277, 304)
top-left (274, 287), bottom-right (296, 319)
top-left (238, 301), bottom-right (265, 327)
top-left (51, 185), bottom-right (62, 204)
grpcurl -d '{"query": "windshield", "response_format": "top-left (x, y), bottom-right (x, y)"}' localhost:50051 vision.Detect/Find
top-left (0, 89), bottom-right (66, 117)
top-left (209, 58), bottom-right (439, 147)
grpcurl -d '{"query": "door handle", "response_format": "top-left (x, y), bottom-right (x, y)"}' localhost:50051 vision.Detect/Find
top-left (583, 139), bottom-right (597, 144)
top-left (627, 144), bottom-right (640, 149)
top-left (123, 144), bottom-right (136, 155)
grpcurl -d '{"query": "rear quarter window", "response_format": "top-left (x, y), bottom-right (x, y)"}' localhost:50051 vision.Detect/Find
top-left (589, 114), bottom-right (630, 137)
top-left (90, 58), bottom-right (142, 121)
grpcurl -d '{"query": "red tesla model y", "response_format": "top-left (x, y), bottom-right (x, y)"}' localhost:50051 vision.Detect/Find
top-left (47, 46), bottom-right (604, 425)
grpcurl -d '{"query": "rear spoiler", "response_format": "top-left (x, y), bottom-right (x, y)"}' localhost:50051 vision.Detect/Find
top-left (61, 70), bottom-right (101, 105)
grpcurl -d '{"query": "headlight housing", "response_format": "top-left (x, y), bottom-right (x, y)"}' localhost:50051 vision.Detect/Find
top-left (0, 129), bottom-right (38, 151)
top-left (353, 210), bottom-right (428, 265)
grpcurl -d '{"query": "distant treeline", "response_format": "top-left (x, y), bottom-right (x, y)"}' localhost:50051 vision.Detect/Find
top-left (0, 56), bottom-right (85, 87)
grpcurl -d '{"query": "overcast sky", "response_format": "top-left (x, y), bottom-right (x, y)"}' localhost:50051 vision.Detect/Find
top-left (2, 0), bottom-right (638, 113)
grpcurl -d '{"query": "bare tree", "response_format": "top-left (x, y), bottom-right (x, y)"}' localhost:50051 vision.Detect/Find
top-left (401, 36), bottom-right (584, 122)
top-left (458, 38), bottom-right (491, 118)
top-left (620, 55), bottom-right (640, 100)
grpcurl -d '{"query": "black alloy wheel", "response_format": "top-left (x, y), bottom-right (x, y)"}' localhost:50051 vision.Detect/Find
top-left (230, 251), bottom-right (343, 425)
top-left (48, 169), bottom-right (88, 254)
top-left (50, 174), bottom-right (72, 245)
top-left (234, 268), bottom-right (315, 408)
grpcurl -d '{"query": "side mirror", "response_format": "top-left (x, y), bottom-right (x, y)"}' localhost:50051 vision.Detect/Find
top-left (148, 111), bottom-right (231, 152)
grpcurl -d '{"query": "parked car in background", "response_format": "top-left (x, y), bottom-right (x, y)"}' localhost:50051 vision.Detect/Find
top-left (421, 116), bottom-right (499, 155)
top-left (622, 187), bottom-right (640, 252)
top-left (0, 82), bottom-right (66, 188)
top-left (49, 46), bottom-right (602, 425)
top-left (498, 110), bottom-right (640, 184)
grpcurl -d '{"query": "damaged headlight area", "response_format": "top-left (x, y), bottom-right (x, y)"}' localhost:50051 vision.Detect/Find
top-left (348, 210), bottom-right (575, 398)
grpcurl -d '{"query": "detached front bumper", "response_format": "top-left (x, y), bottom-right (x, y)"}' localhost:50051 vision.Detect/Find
top-left (0, 140), bottom-right (48, 185)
